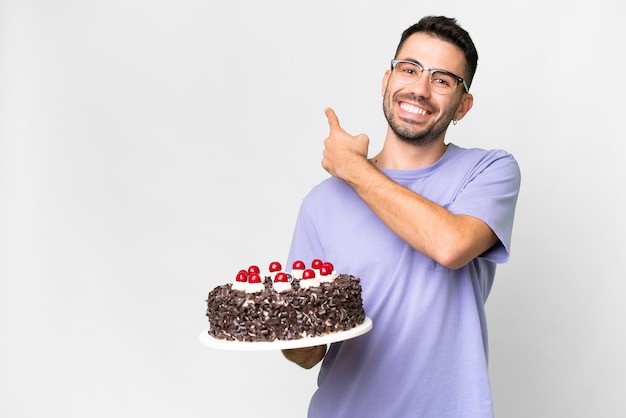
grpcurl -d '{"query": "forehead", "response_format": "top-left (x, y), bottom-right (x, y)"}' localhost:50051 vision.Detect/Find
top-left (397, 32), bottom-right (466, 75)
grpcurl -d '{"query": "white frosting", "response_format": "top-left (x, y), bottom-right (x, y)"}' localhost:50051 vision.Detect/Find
top-left (272, 281), bottom-right (292, 293)
top-left (319, 270), bottom-right (338, 283)
top-left (299, 277), bottom-right (321, 289)
top-left (232, 281), bottom-right (248, 291)
top-left (291, 269), bottom-right (305, 280)
top-left (244, 282), bottom-right (265, 293)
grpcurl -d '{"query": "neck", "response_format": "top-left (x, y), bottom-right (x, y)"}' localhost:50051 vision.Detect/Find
top-left (370, 133), bottom-right (448, 170)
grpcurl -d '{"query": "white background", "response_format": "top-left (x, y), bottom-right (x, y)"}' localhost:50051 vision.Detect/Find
top-left (1, 1), bottom-right (624, 417)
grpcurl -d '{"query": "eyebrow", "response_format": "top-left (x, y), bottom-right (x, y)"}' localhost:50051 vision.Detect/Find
top-left (399, 58), bottom-right (422, 66)
top-left (399, 58), bottom-right (460, 76)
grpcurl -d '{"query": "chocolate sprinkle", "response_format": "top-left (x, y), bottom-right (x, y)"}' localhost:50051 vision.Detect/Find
top-left (205, 274), bottom-right (366, 342)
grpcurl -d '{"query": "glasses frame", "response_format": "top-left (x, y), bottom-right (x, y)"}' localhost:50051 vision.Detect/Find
top-left (390, 59), bottom-right (469, 94)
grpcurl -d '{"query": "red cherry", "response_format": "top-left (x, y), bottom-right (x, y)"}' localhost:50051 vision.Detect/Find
top-left (292, 260), bottom-right (305, 270)
top-left (322, 261), bottom-right (334, 272)
top-left (235, 270), bottom-right (248, 282)
top-left (248, 272), bottom-right (262, 283)
top-left (319, 265), bottom-right (332, 276)
top-left (274, 272), bottom-right (288, 282)
top-left (302, 269), bottom-right (316, 280)
top-left (248, 265), bottom-right (260, 274)
top-left (269, 261), bottom-right (282, 272)
top-left (311, 259), bottom-right (323, 269)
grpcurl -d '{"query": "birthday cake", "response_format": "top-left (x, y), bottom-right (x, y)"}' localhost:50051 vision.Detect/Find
top-left (205, 259), bottom-right (365, 342)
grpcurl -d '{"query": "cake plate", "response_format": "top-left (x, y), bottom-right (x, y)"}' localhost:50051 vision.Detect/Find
top-left (199, 316), bottom-right (372, 351)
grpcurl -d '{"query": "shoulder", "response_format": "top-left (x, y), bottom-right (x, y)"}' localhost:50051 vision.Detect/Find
top-left (448, 143), bottom-right (517, 162)
top-left (304, 176), bottom-right (353, 201)
top-left (298, 177), bottom-right (364, 217)
top-left (446, 143), bottom-right (520, 177)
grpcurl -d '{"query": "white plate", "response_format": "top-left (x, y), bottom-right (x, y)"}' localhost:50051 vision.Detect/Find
top-left (199, 317), bottom-right (372, 351)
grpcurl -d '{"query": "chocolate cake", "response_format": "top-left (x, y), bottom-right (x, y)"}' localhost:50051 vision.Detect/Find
top-left (205, 259), bottom-right (366, 342)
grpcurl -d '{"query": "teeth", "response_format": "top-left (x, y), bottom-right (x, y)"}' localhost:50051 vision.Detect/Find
top-left (400, 102), bottom-right (427, 115)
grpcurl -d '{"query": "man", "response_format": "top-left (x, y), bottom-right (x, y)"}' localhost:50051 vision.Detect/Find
top-left (283, 16), bottom-right (521, 417)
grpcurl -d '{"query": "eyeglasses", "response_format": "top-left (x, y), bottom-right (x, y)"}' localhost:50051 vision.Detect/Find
top-left (391, 59), bottom-right (469, 95)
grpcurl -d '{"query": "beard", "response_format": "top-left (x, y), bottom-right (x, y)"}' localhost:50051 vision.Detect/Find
top-left (382, 90), bottom-right (457, 146)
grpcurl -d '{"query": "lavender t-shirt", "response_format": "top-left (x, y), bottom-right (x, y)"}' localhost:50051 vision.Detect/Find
top-left (286, 144), bottom-right (521, 418)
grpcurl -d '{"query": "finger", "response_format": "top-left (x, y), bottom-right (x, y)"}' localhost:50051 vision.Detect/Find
top-left (325, 107), bottom-right (341, 131)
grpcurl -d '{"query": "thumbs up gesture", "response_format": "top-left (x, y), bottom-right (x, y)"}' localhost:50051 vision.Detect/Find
top-left (322, 107), bottom-right (370, 180)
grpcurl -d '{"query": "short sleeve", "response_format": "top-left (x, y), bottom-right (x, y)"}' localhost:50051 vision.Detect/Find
top-left (448, 150), bottom-right (521, 263)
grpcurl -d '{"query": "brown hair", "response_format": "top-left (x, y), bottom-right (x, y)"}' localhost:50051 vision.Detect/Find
top-left (395, 16), bottom-right (479, 89)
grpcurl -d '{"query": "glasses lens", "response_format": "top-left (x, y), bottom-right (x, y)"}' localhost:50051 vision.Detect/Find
top-left (393, 61), bottom-right (421, 84)
top-left (430, 71), bottom-right (458, 94)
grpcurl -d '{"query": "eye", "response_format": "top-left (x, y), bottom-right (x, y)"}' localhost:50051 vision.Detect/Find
top-left (432, 72), bottom-right (455, 87)
top-left (396, 61), bottom-right (419, 76)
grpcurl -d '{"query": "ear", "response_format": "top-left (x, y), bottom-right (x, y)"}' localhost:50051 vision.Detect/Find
top-left (381, 70), bottom-right (391, 96)
top-left (453, 93), bottom-right (473, 121)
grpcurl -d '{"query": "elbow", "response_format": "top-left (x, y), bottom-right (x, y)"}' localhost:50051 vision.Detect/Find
top-left (431, 241), bottom-right (475, 270)
top-left (432, 233), bottom-right (497, 270)
top-left (435, 252), bottom-right (470, 270)
top-left (423, 216), bottom-right (498, 270)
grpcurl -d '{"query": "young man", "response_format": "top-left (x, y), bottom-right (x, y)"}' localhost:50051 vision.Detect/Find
top-left (283, 16), bottom-right (521, 417)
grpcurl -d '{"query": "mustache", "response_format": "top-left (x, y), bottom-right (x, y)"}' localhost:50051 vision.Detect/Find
top-left (392, 92), bottom-right (435, 113)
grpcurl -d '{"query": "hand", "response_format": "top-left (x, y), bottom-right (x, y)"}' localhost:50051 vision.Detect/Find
top-left (282, 344), bottom-right (327, 369)
top-left (322, 107), bottom-right (370, 180)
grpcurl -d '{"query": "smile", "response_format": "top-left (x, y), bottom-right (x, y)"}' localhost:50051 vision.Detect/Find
top-left (400, 102), bottom-right (428, 116)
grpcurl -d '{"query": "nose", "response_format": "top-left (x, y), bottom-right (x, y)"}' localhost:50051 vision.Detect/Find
top-left (407, 70), bottom-right (432, 98)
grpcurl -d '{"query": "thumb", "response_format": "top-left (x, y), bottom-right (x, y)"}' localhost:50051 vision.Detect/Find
top-left (324, 107), bottom-right (341, 131)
